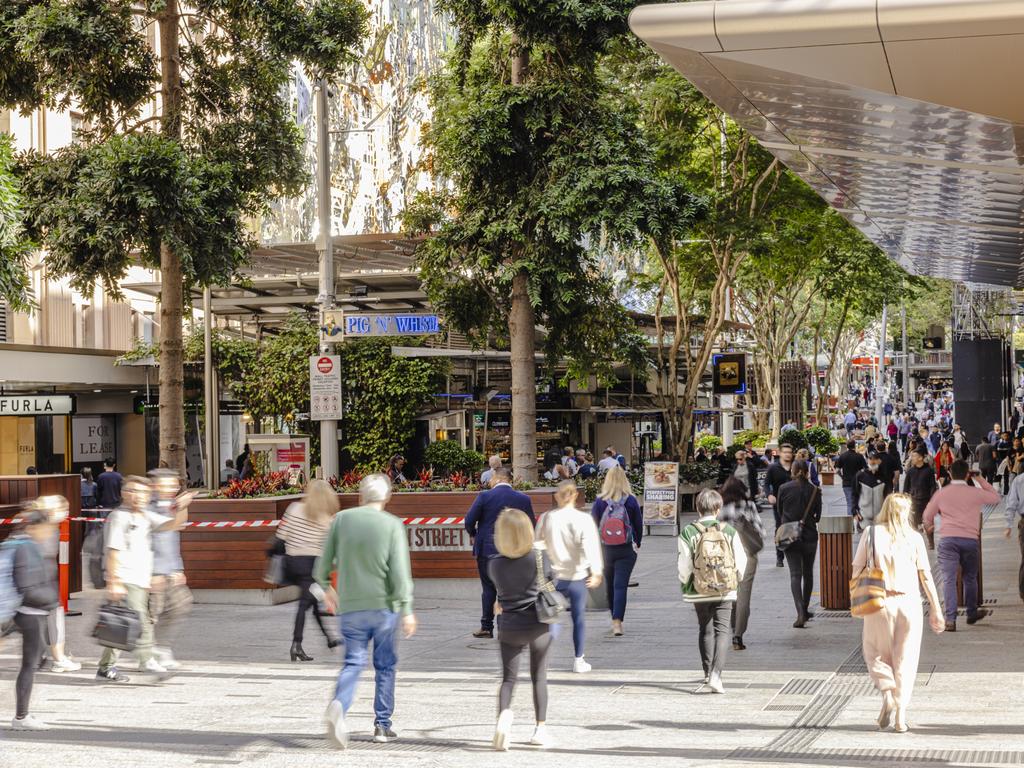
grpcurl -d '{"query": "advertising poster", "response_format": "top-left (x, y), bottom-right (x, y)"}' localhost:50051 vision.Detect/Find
top-left (643, 462), bottom-right (679, 527)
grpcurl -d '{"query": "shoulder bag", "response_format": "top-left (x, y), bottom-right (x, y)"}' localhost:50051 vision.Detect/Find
top-left (534, 549), bottom-right (568, 624)
top-left (849, 524), bottom-right (886, 617)
top-left (774, 485), bottom-right (817, 550)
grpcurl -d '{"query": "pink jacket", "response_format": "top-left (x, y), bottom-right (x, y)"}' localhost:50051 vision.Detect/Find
top-left (922, 478), bottom-right (1000, 540)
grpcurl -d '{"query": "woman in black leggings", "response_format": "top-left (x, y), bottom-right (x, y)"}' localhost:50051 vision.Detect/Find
top-left (7, 505), bottom-right (60, 730)
top-left (488, 508), bottom-right (553, 751)
top-left (776, 460), bottom-right (822, 628)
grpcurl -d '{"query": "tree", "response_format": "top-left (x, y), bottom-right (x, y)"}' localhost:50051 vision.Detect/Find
top-left (1, 0), bottom-right (367, 477)
top-left (622, 56), bottom-right (782, 459)
top-left (0, 133), bottom-right (33, 312)
top-left (404, 3), bottom-right (694, 480)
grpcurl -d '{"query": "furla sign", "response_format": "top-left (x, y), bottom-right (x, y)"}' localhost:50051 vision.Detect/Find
top-left (0, 395), bottom-right (75, 415)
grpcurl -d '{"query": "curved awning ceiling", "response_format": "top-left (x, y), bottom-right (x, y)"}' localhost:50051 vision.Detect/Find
top-left (630, 0), bottom-right (1024, 288)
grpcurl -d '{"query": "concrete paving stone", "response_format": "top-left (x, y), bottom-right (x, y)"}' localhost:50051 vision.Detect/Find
top-left (1, 484), bottom-right (1022, 767)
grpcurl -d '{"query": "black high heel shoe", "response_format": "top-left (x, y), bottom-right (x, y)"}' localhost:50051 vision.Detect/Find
top-left (327, 638), bottom-right (342, 650)
top-left (290, 642), bottom-right (314, 662)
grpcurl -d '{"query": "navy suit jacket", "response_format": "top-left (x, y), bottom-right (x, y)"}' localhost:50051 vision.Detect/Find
top-left (465, 484), bottom-right (535, 558)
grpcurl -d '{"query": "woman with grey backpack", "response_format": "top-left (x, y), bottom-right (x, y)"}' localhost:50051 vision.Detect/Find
top-left (717, 476), bottom-right (766, 651)
top-left (677, 489), bottom-right (747, 694)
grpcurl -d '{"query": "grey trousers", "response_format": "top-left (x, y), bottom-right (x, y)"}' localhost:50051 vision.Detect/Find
top-left (694, 600), bottom-right (732, 681)
top-left (730, 554), bottom-right (758, 638)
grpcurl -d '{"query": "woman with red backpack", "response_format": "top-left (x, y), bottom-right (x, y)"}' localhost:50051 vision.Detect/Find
top-left (591, 466), bottom-right (643, 637)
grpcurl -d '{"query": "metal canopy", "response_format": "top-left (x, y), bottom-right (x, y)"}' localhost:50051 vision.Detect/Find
top-left (630, 0), bottom-right (1024, 289)
top-left (122, 233), bottom-right (428, 323)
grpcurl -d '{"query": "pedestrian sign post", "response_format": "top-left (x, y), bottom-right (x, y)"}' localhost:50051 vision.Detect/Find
top-left (310, 355), bottom-right (343, 421)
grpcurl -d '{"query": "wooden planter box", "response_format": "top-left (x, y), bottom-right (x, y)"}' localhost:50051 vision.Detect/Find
top-left (819, 470), bottom-right (836, 487)
top-left (181, 495), bottom-right (300, 597)
top-left (337, 488), bottom-right (564, 579)
top-left (181, 488), bottom-right (566, 594)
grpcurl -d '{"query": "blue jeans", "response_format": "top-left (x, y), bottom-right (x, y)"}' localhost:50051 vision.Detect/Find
top-left (937, 537), bottom-right (980, 623)
top-left (603, 545), bottom-right (637, 621)
top-left (842, 486), bottom-right (856, 516)
top-left (556, 579), bottom-right (588, 657)
top-left (334, 610), bottom-right (399, 728)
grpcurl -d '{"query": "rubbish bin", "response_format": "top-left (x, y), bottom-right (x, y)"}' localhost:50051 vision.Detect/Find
top-left (818, 515), bottom-right (854, 610)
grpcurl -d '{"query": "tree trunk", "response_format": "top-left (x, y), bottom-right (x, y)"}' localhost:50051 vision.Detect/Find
top-left (509, 270), bottom-right (537, 481)
top-left (158, 1), bottom-right (185, 477)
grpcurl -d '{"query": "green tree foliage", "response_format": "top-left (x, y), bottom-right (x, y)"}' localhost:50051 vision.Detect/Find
top-left (404, 1), bottom-right (698, 479)
top-left (0, 133), bottom-right (33, 312)
top-left (338, 338), bottom-right (448, 471)
top-left (0, 0), bottom-right (367, 474)
top-left (423, 439), bottom-right (485, 477)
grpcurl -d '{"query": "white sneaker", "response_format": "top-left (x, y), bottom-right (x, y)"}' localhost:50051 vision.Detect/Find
top-left (50, 657), bottom-right (82, 673)
top-left (153, 648), bottom-right (181, 670)
top-left (493, 709), bottom-right (513, 751)
top-left (11, 715), bottom-right (50, 731)
top-left (325, 700), bottom-right (348, 749)
top-left (572, 657), bottom-right (591, 674)
top-left (142, 658), bottom-right (170, 679)
top-left (708, 674), bottom-right (725, 694)
top-left (530, 724), bottom-right (552, 748)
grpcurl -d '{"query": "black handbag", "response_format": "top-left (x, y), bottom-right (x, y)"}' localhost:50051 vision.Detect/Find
top-left (264, 535), bottom-right (289, 586)
top-left (774, 486), bottom-right (818, 550)
top-left (534, 550), bottom-right (568, 624)
top-left (92, 601), bottom-right (142, 651)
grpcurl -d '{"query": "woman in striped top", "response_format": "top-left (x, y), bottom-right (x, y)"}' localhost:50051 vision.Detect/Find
top-left (278, 479), bottom-right (340, 661)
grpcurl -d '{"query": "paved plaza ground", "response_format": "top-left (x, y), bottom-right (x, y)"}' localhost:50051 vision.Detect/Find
top-left (2, 485), bottom-right (1023, 767)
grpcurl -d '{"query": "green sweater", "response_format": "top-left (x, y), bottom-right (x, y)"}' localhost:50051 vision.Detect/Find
top-left (314, 505), bottom-right (414, 616)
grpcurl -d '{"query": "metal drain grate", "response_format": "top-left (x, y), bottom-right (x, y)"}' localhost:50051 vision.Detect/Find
top-left (836, 648), bottom-right (869, 675)
top-left (814, 610), bottom-right (852, 618)
top-left (730, 747), bottom-right (1024, 765)
top-left (778, 678), bottom-right (826, 696)
top-left (763, 704), bottom-right (805, 711)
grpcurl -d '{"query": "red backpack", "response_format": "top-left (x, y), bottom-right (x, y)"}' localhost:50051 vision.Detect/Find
top-left (599, 499), bottom-right (632, 546)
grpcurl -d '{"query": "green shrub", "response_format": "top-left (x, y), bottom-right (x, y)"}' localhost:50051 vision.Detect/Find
top-left (777, 429), bottom-right (808, 450)
top-left (735, 429), bottom-right (770, 448)
top-left (423, 440), bottom-right (467, 476)
top-left (804, 426), bottom-right (841, 456)
top-left (695, 433), bottom-right (723, 452)
top-left (458, 449), bottom-right (486, 474)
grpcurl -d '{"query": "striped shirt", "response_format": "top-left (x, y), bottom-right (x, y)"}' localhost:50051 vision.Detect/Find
top-left (277, 502), bottom-right (331, 556)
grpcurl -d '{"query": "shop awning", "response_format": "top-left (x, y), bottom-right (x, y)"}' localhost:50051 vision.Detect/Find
top-left (630, 0), bottom-right (1024, 288)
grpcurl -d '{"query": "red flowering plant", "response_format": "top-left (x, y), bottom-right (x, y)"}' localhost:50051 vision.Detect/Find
top-left (215, 471), bottom-right (292, 499)
top-left (416, 467), bottom-right (434, 488)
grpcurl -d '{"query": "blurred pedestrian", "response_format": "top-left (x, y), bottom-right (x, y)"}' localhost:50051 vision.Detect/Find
top-left (465, 467), bottom-right (535, 639)
top-left (489, 508), bottom-right (554, 750)
top-left (5, 503), bottom-right (60, 730)
top-left (35, 496), bottom-right (81, 673)
top-left (536, 480), bottom-right (602, 673)
top-left (277, 478), bottom-right (340, 661)
top-left (678, 490), bottom-right (746, 693)
top-left (148, 470), bottom-right (196, 671)
top-left (1004, 469), bottom-right (1024, 602)
top-left (591, 466), bottom-right (643, 636)
top-left (777, 460), bottom-right (822, 628)
top-left (318, 474), bottom-right (416, 748)
top-left (96, 476), bottom-right (185, 683)
top-left (855, 494), bottom-right (944, 733)
top-left (480, 455), bottom-right (502, 486)
top-left (717, 477), bottom-right (765, 650)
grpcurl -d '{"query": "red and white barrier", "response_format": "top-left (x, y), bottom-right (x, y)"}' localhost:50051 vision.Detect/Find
top-left (1, 515), bottom-right (467, 527)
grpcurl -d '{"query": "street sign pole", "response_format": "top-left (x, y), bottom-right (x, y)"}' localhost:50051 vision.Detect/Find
top-left (316, 78), bottom-right (338, 479)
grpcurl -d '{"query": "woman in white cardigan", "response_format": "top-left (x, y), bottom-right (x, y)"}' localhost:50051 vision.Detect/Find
top-left (536, 481), bottom-right (603, 673)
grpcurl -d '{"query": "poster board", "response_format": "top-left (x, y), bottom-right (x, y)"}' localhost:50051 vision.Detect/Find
top-left (310, 355), bottom-right (343, 421)
top-left (643, 461), bottom-right (679, 530)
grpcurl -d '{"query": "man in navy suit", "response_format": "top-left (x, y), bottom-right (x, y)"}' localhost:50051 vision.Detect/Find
top-left (464, 467), bottom-right (535, 638)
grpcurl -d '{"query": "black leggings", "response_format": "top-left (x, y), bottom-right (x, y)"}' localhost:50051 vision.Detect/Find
top-left (784, 539), bottom-right (818, 619)
top-left (287, 556), bottom-right (333, 644)
top-left (15, 613), bottom-right (45, 719)
top-left (498, 623), bottom-right (552, 721)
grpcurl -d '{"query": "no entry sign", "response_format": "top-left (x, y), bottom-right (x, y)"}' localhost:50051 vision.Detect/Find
top-left (310, 355), bottom-right (342, 420)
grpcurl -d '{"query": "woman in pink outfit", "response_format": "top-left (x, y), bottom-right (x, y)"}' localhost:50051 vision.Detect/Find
top-left (854, 493), bottom-right (944, 733)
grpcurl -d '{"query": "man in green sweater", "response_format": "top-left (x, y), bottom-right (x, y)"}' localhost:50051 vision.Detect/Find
top-left (315, 473), bottom-right (416, 749)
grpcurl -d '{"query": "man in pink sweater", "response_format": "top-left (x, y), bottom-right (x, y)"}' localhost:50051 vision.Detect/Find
top-left (923, 460), bottom-right (1000, 631)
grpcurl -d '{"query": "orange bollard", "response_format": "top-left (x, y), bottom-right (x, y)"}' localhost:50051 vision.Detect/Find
top-left (58, 515), bottom-right (70, 613)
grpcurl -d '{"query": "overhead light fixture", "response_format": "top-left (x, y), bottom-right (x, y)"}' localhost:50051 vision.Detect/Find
top-left (130, 390), bottom-right (139, 394)
top-left (93, 389), bottom-right (102, 393)
top-left (350, 285), bottom-right (369, 298)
